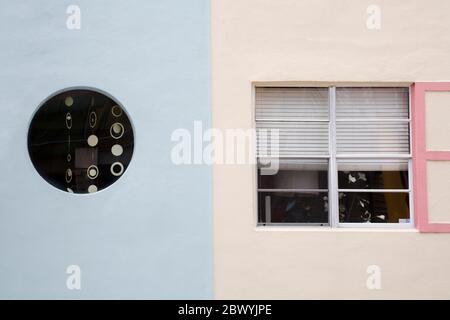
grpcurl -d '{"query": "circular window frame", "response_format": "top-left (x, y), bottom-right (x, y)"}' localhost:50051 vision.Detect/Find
top-left (27, 86), bottom-right (136, 195)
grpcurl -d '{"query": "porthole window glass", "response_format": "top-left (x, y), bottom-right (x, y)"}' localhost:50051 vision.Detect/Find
top-left (28, 89), bottom-right (134, 194)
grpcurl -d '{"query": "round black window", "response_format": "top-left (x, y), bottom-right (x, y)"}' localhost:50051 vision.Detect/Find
top-left (28, 89), bottom-right (134, 194)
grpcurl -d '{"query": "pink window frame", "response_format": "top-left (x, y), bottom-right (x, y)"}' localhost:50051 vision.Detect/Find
top-left (412, 82), bottom-right (450, 232)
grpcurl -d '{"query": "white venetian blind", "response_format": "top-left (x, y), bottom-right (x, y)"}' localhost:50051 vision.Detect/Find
top-left (336, 88), bottom-right (410, 155)
top-left (256, 87), bottom-right (329, 156)
top-left (256, 87), bottom-right (329, 120)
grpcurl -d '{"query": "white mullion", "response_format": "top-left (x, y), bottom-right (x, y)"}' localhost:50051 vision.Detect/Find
top-left (407, 88), bottom-right (414, 227)
top-left (338, 223), bottom-right (412, 229)
top-left (329, 87), bottom-right (339, 228)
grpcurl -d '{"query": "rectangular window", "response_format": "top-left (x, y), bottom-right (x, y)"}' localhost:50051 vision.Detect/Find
top-left (258, 159), bottom-right (329, 225)
top-left (256, 88), bottom-right (330, 225)
top-left (256, 86), bottom-right (412, 227)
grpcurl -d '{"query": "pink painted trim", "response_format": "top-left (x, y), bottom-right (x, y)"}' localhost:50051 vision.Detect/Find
top-left (426, 151), bottom-right (450, 160)
top-left (412, 82), bottom-right (450, 232)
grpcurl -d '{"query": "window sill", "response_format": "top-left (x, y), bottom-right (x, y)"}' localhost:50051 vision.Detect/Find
top-left (254, 226), bottom-right (418, 233)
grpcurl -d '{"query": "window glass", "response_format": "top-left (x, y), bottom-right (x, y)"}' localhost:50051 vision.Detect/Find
top-left (338, 192), bottom-right (410, 223)
top-left (259, 159), bottom-right (328, 190)
top-left (258, 192), bottom-right (329, 224)
top-left (336, 87), bottom-right (409, 119)
top-left (257, 121), bottom-right (329, 156)
top-left (336, 87), bottom-right (410, 155)
top-left (338, 161), bottom-right (408, 189)
top-left (28, 89), bottom-right (134, 194)
top-left (256, 87), bottom-right (329, 120)
top-left (255, 86), bottom-right (412, 227)
top-left (257, 159), bottom-right (329, 225)
top-left (336, 121), bottom-right (410, 154)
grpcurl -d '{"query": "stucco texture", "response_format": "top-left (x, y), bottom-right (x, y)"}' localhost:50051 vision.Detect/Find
top-left (0, 0), bottom-right (212, 299)
top-left (212, 0), bottom-right (450, 299)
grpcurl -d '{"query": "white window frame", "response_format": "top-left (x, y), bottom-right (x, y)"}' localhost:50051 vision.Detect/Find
top-left (255, 85), bottom-right (414, 229)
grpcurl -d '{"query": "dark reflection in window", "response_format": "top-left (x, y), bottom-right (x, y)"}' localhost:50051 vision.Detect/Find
top-left (258, 192), bottom-right (329, 224)
top-left (258, 160), bottom-right (328, 189)
top-left (257, 160), bottom-right (329, 224)
top-left (338, 170), bottom-right (408, 189)
top-left (259, 168), bottom-right (328, 190)
top-left (339, 192), bottom-right (410, 223)
top-left (28, 89), bottom-right (134, 194)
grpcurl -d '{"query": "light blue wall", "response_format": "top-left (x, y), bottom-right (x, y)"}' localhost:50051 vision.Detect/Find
top-left (0, 0), bottom-right (212, 299)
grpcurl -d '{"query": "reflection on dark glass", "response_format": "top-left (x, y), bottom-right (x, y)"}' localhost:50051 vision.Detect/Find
top-left (258, 192), bottom-right (328, 224)
top-left (28, 89), bottom-right (134, 194)
top-left (259, 169), bottom-right (328, 190)
top-left (339, 192), bottom-right (410, 223)
top-left (258, 160), bottom-right (328, 189)
top-left (338, 170), bottom-right (408, 189)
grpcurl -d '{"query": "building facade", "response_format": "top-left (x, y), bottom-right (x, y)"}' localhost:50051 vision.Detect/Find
top-left (1, 0), bottom-right (450, 299)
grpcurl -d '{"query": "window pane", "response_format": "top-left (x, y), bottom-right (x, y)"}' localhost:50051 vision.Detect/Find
top-left (258, 192), bottom-right (329, 224)
top-left (336, 87), bottom-right (409, 119)
top-left (28, 89), bottom-right (134, 194)
top-left (259, 159), bottom-right (328, 189)
top-left (338, 161), bottom-right (408, 189)
top-left (339, 192), bottom-right (410, 223)
top-left (257, 121), bottom-right (329, 156)
top-left (256, 87), bottom-right (329, 120)
top-left (336, 121), bottom-right (410, 154)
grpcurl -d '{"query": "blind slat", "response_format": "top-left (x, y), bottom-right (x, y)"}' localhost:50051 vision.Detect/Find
top-left (336, 87), bottom-right (409, 119)
top-left (256, 122), bottom-right (329, 156)
top-left (336, 88), bottom-right (409, 154)
top-left (256, 87), bottom-right (329, 120)
top-left (256, 87), bottom-right (409, 157)
top-left (256, 87), bottom-right (330, 156)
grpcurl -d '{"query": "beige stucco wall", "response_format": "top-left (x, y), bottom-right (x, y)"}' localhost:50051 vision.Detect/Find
top-left (426, 92), bottom-right (450, 151)
top-left (212, 0), bottom-right (450, 299)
